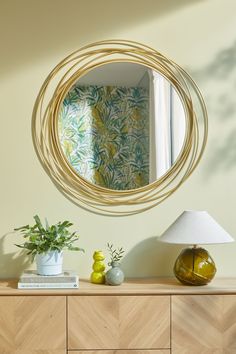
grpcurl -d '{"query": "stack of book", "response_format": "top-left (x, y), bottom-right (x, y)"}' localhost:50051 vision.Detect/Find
top-left (18, 270), bottom-right (79, 289)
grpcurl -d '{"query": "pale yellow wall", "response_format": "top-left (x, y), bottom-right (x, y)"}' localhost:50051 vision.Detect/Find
top-left (1, 0), bottom-right (236, 279)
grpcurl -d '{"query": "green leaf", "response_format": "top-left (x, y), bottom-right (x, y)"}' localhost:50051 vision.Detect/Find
top-left (14, 224), bottom-right (30, 231)
top-left (45, 218), bottom-right (50, 230)
top-left (33, 215), bottom-right (45, 234)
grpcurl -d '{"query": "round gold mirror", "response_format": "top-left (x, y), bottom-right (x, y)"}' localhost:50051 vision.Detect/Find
top-left (32, 40), bottom-right (208, 215)
top-left (58, 62), bottom-right (186, 190)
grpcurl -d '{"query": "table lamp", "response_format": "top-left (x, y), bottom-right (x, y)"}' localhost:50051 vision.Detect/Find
top-left (159, 211), bottom-right (234, 286)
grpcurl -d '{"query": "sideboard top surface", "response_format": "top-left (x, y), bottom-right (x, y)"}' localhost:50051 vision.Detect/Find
top-left (0, 277), bottom-right (236, 296)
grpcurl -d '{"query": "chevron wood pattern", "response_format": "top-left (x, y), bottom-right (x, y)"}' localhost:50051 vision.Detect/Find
top-left (119, 296), bottom-right (170, 349)
top-left (69, 351), bottom-right (170, 354)
top-left (68, 295), bottom-right (170, 350)
top-left (68, 295), bottom-right (119, 349)
top-left (172, 295), bottom-right (236, 353)
top-left (0, 296), bottom-right (66, 353)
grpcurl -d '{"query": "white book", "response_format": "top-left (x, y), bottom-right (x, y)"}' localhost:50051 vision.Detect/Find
top-left (18, 282), bottom-right (79, 289)
top-left (19, 270), bottom-right (78, 284)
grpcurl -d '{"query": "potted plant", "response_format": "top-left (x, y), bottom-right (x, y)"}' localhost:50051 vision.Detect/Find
top-left (14, 215), bottom-right (84, 275)
top-left (105, 243), bottom-right (125, 285)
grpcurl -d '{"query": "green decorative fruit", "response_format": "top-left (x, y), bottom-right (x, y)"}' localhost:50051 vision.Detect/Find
top-left (90, 271), bottom-right (105, 284)
top-left (91, 250), bottom-right (106, 284)
top-left (93, 261), bottom-right (105, 272)
top-left (93, 250), bottom-right (105, 261)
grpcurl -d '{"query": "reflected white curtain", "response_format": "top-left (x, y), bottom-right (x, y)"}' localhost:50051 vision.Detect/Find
top-left (149, 70), bottom-right (185, 182)
top-left (171, 88), bottom-right (186, 162)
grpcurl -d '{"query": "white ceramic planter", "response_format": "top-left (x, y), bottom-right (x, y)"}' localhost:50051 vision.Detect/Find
top-left (36, 251), bottom-right (63, 275)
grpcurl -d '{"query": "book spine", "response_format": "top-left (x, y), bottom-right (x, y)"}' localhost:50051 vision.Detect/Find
top-left (19, 279), bottom-right (79, 284)
top-left (18, 282), bottom-right (79, 289)
top-left (19, 278), bottom-right (78, 284)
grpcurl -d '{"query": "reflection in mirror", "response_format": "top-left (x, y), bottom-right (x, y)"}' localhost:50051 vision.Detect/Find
top-left (58, 63), bottom-right (185, 190)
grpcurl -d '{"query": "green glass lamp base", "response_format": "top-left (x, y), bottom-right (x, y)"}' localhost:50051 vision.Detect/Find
top-left (174, 247), bottom-right (216, 286)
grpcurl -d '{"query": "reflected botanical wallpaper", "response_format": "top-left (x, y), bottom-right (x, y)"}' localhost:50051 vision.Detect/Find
top-left (59, 84), bottom-right (149, 190)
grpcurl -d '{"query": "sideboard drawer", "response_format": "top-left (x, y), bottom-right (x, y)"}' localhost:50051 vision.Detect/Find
top-left (68, 295), bottom-right (170, 350)
top-left (172, 295), bottom-right (236, 353)
top-left (0, 296), bottom-right (66, 353)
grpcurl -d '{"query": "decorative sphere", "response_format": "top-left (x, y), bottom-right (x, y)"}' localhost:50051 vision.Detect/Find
top-left (174, 247), bottom-right (216, 286)
top-left (93, 261), bottom-right (105, 272)
top-left (90, 271), bottom-right (105, 284)
top-left (93, 250), bottom-right (105, 261)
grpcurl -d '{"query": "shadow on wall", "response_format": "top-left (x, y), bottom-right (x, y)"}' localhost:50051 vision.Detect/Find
top-left (0, 234), bottom-right (31, 278)
top-left (0, 0), bottom-right (204, 76)
top-left (120, 237), bottom-right (183, 277)
top-left (192, 41), bottom-right (236, 177)
top-left (205, 129), bottom-right (236, 174)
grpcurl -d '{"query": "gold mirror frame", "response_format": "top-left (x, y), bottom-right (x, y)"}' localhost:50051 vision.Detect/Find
top-left (32, 40), bottom-right (208, 216)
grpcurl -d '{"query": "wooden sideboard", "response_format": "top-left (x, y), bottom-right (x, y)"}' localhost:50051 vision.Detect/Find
top-left (0, 278), bottom-right (236, 353)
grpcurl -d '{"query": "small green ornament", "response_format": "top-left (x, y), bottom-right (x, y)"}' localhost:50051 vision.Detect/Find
top-left (90, 250), bottom-right (106, 284)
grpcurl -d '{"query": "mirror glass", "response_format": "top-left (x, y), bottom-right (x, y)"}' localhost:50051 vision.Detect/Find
top-left (58, 62), bottom-right (186, 190)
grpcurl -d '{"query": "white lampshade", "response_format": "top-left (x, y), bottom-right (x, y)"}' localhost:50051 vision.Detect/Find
top-left (159, 210), bottom-right (234, 245)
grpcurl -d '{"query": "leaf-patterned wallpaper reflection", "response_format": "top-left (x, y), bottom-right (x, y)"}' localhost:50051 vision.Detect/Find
top-left (58, 84), bottom-right (149, 190)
